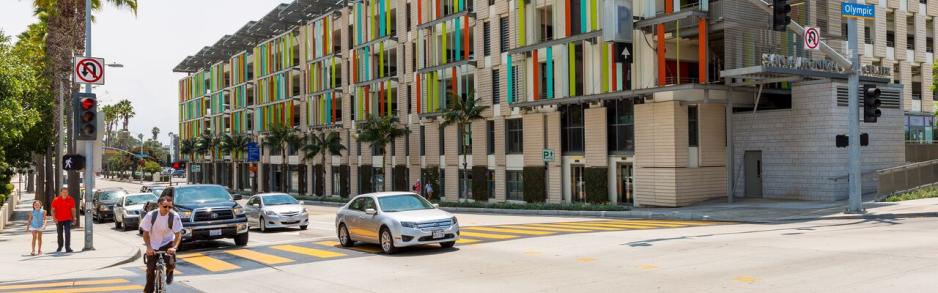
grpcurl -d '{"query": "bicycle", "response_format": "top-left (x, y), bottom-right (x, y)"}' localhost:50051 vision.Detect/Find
top-left (144, 251), bottom-right (169, 293)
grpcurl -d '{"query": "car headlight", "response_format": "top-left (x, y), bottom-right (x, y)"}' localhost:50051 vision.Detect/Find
top-left (451, 216), bottom-right (458, 226)
top-left (99, 205), bottom-right (110, 211)
top-left (177, 210), bottom-right (192, 218)
top-left (300, 208), bottom-right (308, 214)
top-left (233, 207), bottom-right (245, 215)
top-left (400, 221), bottom-right (416, 228)
top-left (264, 210), bottom-right (277, 216)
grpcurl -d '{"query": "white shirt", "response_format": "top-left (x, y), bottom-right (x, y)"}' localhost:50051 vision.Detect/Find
top-left (141, 210), bottom-right (183, 250)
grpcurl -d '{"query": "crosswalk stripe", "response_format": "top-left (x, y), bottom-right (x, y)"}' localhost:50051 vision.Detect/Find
top-left (605, 220), bottom-right (712, 226)
top-left (136, 266), bottom-right (184, 275)
top-left (14, 285), bottom-right (143, 293)
top-left (272, 245), bottom-right (346, 258)
top-left (595, 221), bottom-right (689, 228)
top-left (500, 225), bottom-right (592, 233)
top-left (178, 253), bottom-right (241, 272)
top-left (347, 245), bottom-right (384, 253)
top-left (525, 223), bottom-right (622, 231)
top-left (554, 222), bottom-right (660, 229)
top-left (0, 279), bottom-right (128, 291)
top-left (463, 226), bottom-right (556, 235)
top-left (455, 238), bottom-right (481, 244)
top-left (459, 231), bottom-right (519, 240)
top-left (315, 241), bottom-right (340, 247)
top-left (225, 249), bottom-right (294, 265)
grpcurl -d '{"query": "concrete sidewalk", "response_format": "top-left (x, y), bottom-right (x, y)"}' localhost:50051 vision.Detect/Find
top-left (0, 187), bottom-right (141, 283)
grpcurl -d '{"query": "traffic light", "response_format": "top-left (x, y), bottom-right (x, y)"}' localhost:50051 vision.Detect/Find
top-left (172, 161), bottom-right (186, 170)
top-left (73, 93), bottom-right (97, 140)
top-left (863, 84), bottom-right (882, 123)
top-left (772, 0), bottom-right (791, 32)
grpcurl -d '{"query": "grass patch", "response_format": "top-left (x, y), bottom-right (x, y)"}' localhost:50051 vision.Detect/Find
top-left (294, 195), bottom-right (351, 204)
top-left (883, 185), bottom-right (938, 202)
top-left (438, 201), bottom-right (630, 211)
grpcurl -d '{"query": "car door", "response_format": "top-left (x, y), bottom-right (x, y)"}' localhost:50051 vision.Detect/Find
top-left (246, 196), bottom-right (261, 225)
top-left (358, 197), bottom-right (380, 242)
top-left (344, 198), bottom-right (364, 240)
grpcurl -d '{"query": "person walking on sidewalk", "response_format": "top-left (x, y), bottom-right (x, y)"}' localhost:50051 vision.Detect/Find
top-left (142, 196), bottom-right (183, 293)
top-left (51, 188), bottom-right (76, 253)
top-left (26, 200), bottom-right (47, 256)
top-left (425, 182), bottom-right (434, 201)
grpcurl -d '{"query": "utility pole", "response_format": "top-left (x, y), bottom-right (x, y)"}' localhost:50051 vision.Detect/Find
top-left (139, 133), bottom-right (144, 185)
top-left (845, 0), bottom-right (863, 214)
top-left (82, 0), bottom-right (96, 251)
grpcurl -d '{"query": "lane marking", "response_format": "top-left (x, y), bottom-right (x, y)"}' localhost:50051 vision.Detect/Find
top-left (523, 251), bottom-right (542, 256)
top-left (462, 226), bottom-right (556, 235)
top-left (15, 285), bottom-right (144, 293)
top-left (552, 222), bottom-right (660, 229)
top-left (734, 276), bottom-right (757, 284)
top-left (459, 231), bottom-right (520, 240)
top-left (315, 241), bottom-right (340, 247)
top-left (600, 220), bottom-right (690, 228)
top-left (640, 264), bottom-right (658, 270)
top-left (455, 238), bottom-right (481, 244)
top-left (271, 245), bottom-right (347, 258)
top-left (608, 219), bottom-right (719, 226)
top-left (0, 279), bottom-right (128, 290)
top-left (576, 257), bottom-right (596, 263)
top-left (177, 253), bottom-right (241, 272)
top-left (525, 223), bottom-right (622, 231)
top-left (225, 249), bottom-right (294, 265)
top-left (345, 245), bottom-right (384, 253)
top-left (500, 225), bottom-right (593, 233)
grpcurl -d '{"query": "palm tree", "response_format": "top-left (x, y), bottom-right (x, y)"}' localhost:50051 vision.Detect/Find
top-left (114, 99), bottom-right (135, 131)
top-left (179, 138), bottom-right (196, 183)
top-left (356, 115), bottom-right (410, 192)
top-left (263, 126), bottom-right (300, 192)
top-left (302, 130), bottom-right (346, 196)
top-left (197, 131), bottom-right (221, 184)
top-left (102, 104), bottom-right (118, 147)
top-left (221, 133), bottom-right (251, 188)
top-left (151, 126), bottom-right (160, 141)
top-left (440, 93), bottom-right (489, 201)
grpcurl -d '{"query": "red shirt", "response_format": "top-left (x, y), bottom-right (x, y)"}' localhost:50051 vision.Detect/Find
top-left (51, 196), bottom-right (75, 222)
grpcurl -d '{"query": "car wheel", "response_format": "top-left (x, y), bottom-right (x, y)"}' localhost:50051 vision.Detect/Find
top-left (234, 232), bottom-right (249, 246)
top-left (380, 227), bottom-right (397, 255)
top-left (114, 219), bottom-right (122, 229)
top-left (259, 217), bottom-right (267, 233)
top-left (299, 225), bottom-right (308, 230)
top-left (337, 224), bottom-right (354, 247)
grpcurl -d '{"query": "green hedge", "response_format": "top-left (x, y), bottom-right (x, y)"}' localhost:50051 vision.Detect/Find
top-left (471, 166), bottom-right (488, 201)
top-left (584, 167), bottom-right (609, 203)
top-left (359, 165), bottom-right (372, 193)
top-left (523, 166), bottom-right (546, 203)
top-left (439, 201), bottom-right (629, 211)
top-left (293, 194), bottom-right (351, 204)
top-left (883, 185), bottom-right (938, 202)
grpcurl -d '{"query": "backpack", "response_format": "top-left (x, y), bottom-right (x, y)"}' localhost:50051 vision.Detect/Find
top-left (148, 210), bottom-right (175, 230)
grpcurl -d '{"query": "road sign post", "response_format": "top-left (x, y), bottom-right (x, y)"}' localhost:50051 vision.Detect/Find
top-left (842, 0), bottom-right (870, 214)
top-left (81, 0), bottom-right (96, 251)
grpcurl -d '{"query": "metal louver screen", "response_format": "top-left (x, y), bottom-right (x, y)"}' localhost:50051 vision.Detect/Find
top-left (836, 86), bottom-right (902, 109)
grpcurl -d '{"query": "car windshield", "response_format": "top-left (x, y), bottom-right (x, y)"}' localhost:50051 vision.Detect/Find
top-left (99, 191), bottom-right (127, 202)
top-left (263, 194), bottom-right (298, 206)
top-left (150, 187), bottom-right (165, 195)
top-left (174, 186), bottom-right (231, 204)
top-left (125, 194), bottom-right (157, 206)
top-left (377, 194), bottom-right (434, 212)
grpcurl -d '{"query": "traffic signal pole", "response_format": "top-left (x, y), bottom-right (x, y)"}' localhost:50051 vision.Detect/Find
top-left (82, 0), bottom-right (95, 251)
top-left (846, 0), bottom-right (864, 214)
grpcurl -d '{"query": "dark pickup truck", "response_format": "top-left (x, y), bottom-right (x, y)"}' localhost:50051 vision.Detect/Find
top-left (142, 184), bottom-right (249, 246)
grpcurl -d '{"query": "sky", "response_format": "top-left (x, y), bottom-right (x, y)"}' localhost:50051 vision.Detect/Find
top-left (1, 0), bottom-right (288, 145)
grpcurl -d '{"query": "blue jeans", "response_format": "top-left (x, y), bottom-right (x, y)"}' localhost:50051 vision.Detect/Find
top-left (56, 220), bottom-right (72, 251)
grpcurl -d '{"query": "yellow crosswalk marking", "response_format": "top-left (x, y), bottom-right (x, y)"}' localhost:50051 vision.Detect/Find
top-left (455, 238), bottom-right (481, 244)
top-left (463, 226), bottom-right (556, 235)
top-left (501, 225), bottom-right (592, 233)
top-left (315, 241), bottom-right (340, 247)
top-left (272, 245), bottom-right (346, 258)
top-left (225, 249), bottom-right (294, 265)
top-left (459, 231), bottom-right (519, 240)
top-left (554, 222), bottom-right (659, 229)
top-left (525, 223), bottom-right (622, 231)
top-left (15, 285), bottom-right (143, 293)
top-left (178, 252), bottom-right (241, 272)
top-left (0, 279), bottom-right (128, 291)
top-left (596, 221), bottom-right (689, 228)
top-left (314, 240), bottom-right (382, 253)
top-left (606, 220), bottom-right (713, 226)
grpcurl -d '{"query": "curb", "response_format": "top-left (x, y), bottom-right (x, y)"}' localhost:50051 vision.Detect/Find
top-left (103, 247), bottom-right (142, 269)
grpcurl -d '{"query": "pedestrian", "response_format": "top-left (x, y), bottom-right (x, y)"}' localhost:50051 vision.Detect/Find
top-left (51, 187), bottom-right (76, 253)
top-left (26, 200), bottom-right (47, 256)
top-left (142, 196), bottom-right (183, 293)
top-left (425, 182), bottom-right (434, 201)
top-left (413, 180), bottom-right (421, 194)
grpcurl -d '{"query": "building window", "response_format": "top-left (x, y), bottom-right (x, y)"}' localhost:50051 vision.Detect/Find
top-left (913, 82), bottom-right (922, 100)
top-left (458, 125), bottom-right (471, 155)
top-left (486, 120), bottom-right (495, 155)
top-left (373, 167), bottom-right (385, 192)
top-left (486, 169), bottom-right (495, 199)
top-left (864, 26), bottom-right (872, 45)
top-left (420, 126), bottom-right (426, 156)
top-left (407, 85), bottom-right (412, 114)
top-left (492, 69), bottom-right (500, 104)
top-left (489, 0), bottom-right (495, 5)
top-left (371, 144), bottom-right (385, 156)
top-left (506, 170), bottom-right (523, 201)
top-left (483, 21), bottom-right (492, 56)
top-left (928, 37), bottom-right (934, 53)
top-left (405, 131), bottom-right (410, 157)
top-left (505, 118), bottom-right (523, 154)
top-left (908, 34), bottom-right (915, 50)
top-left (357, 141), bottom-right (362, 156)
top-left (439, 125), bottom-right (445, 155)
top-left (332, 166), bottom-right (341, 196)
top-left (688, 105), bottom-right (699, 147)
top-left (406, 3), bottom-right (412, 30)
top-left (512, 65), bottom-right (521, 101)
top-left (458, 169), bottom-right (472, 199)
top-left (606, 99), bottom-right (635, 153)
top-left (887, 31), bottom-right (895, 47)
top-left (499, 16), bottom-right (509, 52)
top-left (560, 104), bottom-right (585, 154)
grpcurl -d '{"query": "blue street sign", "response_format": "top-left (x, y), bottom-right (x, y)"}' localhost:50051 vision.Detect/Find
top-left (841, 2), bottom-right (875, 19)
top-left (247, 142), bottom-right (260, 162)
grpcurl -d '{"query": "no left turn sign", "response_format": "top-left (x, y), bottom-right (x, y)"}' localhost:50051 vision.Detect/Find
top-left (804, 27), bottom-right (820, 51)
top-left (75, 57), bottom-right (105, 85)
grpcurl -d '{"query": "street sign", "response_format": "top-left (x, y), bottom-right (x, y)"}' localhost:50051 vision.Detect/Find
top-left (190, 164), bottom-right (201, 173)
top-left (247, 142), bottom-right (260, 162)
top-left (542, 149), bottom-right (555, 162)
top-left (804, 27), bottom-right (820, 50)
top-left (63, 154), bottom-right (86, 171)
top-left (841, 2), bottom-right (875, 19)
top-left (74, 57), bottom-right (105, 85)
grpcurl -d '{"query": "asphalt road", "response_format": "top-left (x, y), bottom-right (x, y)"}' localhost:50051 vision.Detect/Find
top-left (15, 178), bottom-right (938, 293)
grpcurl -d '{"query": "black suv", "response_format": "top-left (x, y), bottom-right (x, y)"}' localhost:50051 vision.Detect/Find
top-left (144, 184), bottom-right (249, 246)
top-left (92, 188), bottom-right (128, 223)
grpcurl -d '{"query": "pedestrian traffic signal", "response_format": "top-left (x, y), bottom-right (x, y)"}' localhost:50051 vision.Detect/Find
top-left (73, 93), bottom-right (97, 140)
top-left (863, 84), bottom-right (882, 123)
top-left (772, 0), bottom-right (791, 32)
top-left (172, 161), bottom-right (186, 170)
top-left (63, 154), bottom-right (86, 171)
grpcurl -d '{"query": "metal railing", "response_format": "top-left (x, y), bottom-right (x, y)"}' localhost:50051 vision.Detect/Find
top-left (906, 143), bottom-right (938, 162)
top-left (877, 159), bottom-right (938, 197)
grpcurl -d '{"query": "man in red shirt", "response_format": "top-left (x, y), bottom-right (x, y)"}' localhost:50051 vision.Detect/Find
top-left (51, 187), bottom-right (77, 253)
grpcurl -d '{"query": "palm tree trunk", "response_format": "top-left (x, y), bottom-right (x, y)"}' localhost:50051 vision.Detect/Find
top-left (462, 124), bottom-right (469, 202)
top-left (282, 149), bottom-right (288, 193)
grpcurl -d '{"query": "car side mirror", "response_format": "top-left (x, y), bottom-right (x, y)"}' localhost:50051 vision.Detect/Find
top-left (433, 203), bottom-right (440, 208)
top-left (298, 200), bottom-right (305, 205)
top-left (365, 208), bottom-right (377, 215)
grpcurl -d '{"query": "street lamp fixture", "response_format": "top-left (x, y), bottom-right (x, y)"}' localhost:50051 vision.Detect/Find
top-left (106, 63), bottom-right (124, 68)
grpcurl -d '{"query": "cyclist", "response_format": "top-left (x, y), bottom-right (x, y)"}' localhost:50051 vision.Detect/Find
top-left (141, 196), bottom-right (183, 293)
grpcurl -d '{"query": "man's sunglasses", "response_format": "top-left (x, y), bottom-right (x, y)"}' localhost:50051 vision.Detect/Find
top-left (160, 204), bottom-right (173, 209)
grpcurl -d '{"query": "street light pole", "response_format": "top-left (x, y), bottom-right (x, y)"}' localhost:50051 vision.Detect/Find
top-left (846, 0), bottom-right (864, 214)
top-left (139, 133), bottom-right (144, 185)
top-left (82, 0), bottom-right (95, 251)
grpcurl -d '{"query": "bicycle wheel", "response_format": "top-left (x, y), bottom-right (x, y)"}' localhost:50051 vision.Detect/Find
top-left (155, 264), bottom-right (166, 293)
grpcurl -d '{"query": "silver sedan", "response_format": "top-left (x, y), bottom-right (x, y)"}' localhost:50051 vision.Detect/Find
top-left (244, 193), bottom-right (309, 232)
top-left (335, 192), bottom-right (459, 254)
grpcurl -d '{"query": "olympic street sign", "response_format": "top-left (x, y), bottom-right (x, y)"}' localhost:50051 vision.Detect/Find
top-left (74, 57), bottom-right (105, 85)
top-left (841, 2), bottom-right (875, 19)
top-left (804, 27), bottom-right (820, 51)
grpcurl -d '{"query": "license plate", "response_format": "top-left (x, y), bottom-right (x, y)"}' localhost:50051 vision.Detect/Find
top-left (209, 229), bottom-right (222, 236)
top-left (432, 230), bottom-right (444, 239)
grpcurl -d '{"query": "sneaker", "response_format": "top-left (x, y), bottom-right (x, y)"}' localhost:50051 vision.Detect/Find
top-left (55, 248), bottom-right (61, 253)
top-left (166, 272), bottom-right (173, 284)
top-left (65, 248), bottom-right (73, 253)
